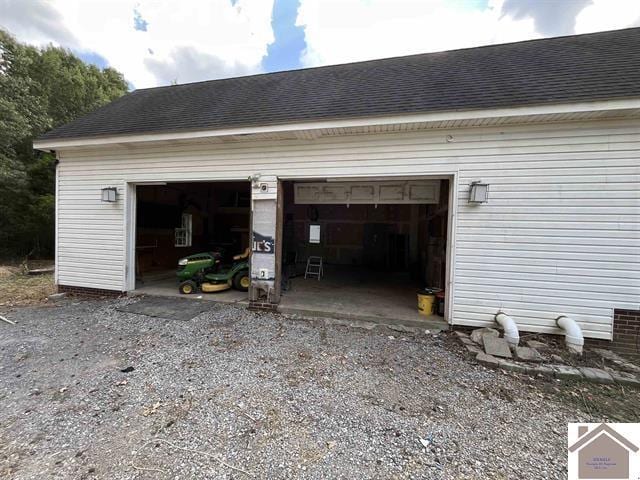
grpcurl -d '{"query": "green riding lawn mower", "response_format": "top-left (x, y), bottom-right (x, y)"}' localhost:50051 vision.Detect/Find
top-left (176, 248), bottom-right (250, 295)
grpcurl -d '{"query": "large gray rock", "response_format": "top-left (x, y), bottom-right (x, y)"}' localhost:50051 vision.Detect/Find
top-left (497, 360), bottom-right (531, 374)
top-left (579, 367), bottom-right (614, 384)
top-left (525, 340), bottom-right (549, 350)
top-left (529, 364), bottom-right (556, 377)
top-left (620, 362), bottom-right (640, 375)
top-left (459, 337), bottom-right (476, 346)
top-left (592, 348), bottom-right (640, 374)
top-left (464, 344), bottom-right (482, 355)
top-left (552, 365), bottom-right (583, 381)
top-left (515, 346), bottom-right (544, 363)
top-left (470, 327), bottom-right (499, 345)
top-left (483, 335), bottom-right (512, 358)
top-left (610, 371), bottom-right (640, 388)
top-left (475, 352), bottom-right (501, 367)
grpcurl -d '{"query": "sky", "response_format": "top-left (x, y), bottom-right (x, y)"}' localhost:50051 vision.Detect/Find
top-left (1, 0), bottom-right (639, 90)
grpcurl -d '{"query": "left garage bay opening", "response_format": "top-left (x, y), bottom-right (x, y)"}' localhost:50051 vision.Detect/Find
top-left (133, 181), bottom-right (251, 301)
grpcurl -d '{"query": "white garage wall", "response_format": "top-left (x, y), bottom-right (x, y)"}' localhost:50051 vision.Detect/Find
top-left (56, 118), bottom-right (640, 339)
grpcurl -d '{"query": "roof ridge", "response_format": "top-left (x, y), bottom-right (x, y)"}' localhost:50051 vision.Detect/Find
top-left (132, 27), bottom-right (640, 93)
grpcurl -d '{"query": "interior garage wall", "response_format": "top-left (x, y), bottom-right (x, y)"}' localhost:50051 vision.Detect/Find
top-left (54, 118), bottom-right (640, 339)
top-left (286, 202), bottom-right (414, 266)
top-left (283, 180), bottom-right (449, 288)
top-left (136, 184), bottom-right (207, 271)
top-left (136, 182), bottom-right (249, 270)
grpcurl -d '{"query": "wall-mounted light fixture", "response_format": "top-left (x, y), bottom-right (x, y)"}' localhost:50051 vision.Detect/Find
top-left (101, 187), bottom-right (118, 202)
top-left (468, 181), bottom-right (489, 204)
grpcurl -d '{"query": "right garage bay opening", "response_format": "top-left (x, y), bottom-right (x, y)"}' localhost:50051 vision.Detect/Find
top-left (279, 178), bottom-right (450, 329)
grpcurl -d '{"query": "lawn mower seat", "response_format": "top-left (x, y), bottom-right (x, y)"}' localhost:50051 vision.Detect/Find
top-left (233, 247), bottom-right (251, 261)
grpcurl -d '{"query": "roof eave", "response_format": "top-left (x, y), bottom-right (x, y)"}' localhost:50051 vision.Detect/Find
top-left (33, 98), bottom-right (640, 151)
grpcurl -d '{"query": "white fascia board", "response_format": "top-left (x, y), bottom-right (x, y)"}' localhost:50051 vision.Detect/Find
top-left (33, 98), bottom-right (640, 150)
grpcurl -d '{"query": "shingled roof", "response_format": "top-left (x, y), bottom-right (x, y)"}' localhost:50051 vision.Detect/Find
top-left (38, 27), bottom-right (640, 141)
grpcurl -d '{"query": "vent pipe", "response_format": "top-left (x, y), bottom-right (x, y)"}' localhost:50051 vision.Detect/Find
top-left (494, 312), bottom-right (519, 347)
top-left (556, 315), bottom-right (584, 354)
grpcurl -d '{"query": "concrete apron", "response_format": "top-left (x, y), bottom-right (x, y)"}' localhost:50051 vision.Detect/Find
top-left (129, 284), bottom-right (447, 333)
top-left (129, 288), bottom-right (249, 305)
top-left (278, 305), bottom-right (448, 332)
top-left (130, 284), bottom-right (446, 331)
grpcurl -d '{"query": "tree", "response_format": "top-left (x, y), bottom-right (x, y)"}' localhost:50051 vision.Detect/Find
top-left (0, 29), bottom-right (128, 258)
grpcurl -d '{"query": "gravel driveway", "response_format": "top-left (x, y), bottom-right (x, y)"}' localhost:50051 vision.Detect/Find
top-left (0, 298), bottom-right (635, 479)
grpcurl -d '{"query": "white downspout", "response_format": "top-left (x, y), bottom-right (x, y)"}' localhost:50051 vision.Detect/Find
top-left (556, 315), bottom-right (584, 354)
top-left (495, 312), bottom-right (519, 347)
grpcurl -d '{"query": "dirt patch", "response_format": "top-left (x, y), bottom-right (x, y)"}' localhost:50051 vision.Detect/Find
top-left (534, 377), bottom-right (639, 422)
top-left (447, 331), bottom-right (640, 420)
top-left (0, 262), bottom-right (55, 307)
top-left (520, 333), bottom-right (612, 368)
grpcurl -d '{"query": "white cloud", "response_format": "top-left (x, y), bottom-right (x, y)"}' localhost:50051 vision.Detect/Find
top-left (144, 46), bottom-right (255, 85)
top-left (501, 0), bottom-right (591, 36)
top-left (0, 0), bottom-right (275, 88)
top-left (575, 0), bottom-right (640, 34)
top-left (296, 0), bottom-right (535, 67)
top-left (296, 0), bottom-right (639, 68)
top-left (0, 0), bottom-right (78, 46)
top-left (2, 0), bottom-right (638, 88)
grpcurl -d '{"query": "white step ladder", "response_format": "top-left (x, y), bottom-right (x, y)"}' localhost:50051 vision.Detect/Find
top-left (304, 256), bottom-right (323, 280)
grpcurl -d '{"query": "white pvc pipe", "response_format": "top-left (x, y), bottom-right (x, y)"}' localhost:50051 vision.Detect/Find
top-left (556, 315), bottom-right (584, 354)
top-left (495, 312), bottom-right (520, 347)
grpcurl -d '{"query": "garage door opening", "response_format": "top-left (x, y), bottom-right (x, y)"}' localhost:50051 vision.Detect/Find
top-left (133, 181), bottom-right (250, 302)
top-left (279, 178), bottom-right (451, 327)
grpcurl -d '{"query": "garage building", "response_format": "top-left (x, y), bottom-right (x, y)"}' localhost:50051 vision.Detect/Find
top-left (35, 28), bottom-right (640, 351)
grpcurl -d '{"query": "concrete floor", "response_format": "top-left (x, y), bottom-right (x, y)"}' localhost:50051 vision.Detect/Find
top-left (134, 267), bottom-right (447, 330)
top-left (133, 270), bottom-right (248, 304)
top-left (279, 265), bottom-right (447, 330)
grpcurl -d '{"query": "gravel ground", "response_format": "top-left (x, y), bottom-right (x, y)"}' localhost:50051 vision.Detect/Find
top-left (1, 298), bottom-right (636, 479)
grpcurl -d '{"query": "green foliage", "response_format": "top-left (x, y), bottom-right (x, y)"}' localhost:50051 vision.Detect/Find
top-left (0, 29), bottom-right (128, 258)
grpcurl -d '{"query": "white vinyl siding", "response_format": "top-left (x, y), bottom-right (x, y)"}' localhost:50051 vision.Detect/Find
top-left (56, 118), bottom-right (640, 339)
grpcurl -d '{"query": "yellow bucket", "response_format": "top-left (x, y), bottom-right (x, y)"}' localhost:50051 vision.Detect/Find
top-left (417, 291), bottom-right (436, 316)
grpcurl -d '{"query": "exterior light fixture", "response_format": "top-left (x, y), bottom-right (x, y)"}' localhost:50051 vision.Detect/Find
top-left (101, 187), bottom-right (118, 202)
top-left (468, 181), bottom-right (489, 204)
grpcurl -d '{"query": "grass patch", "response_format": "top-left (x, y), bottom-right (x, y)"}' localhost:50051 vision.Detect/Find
top-left (0, 265), bottom-right (55, 307)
